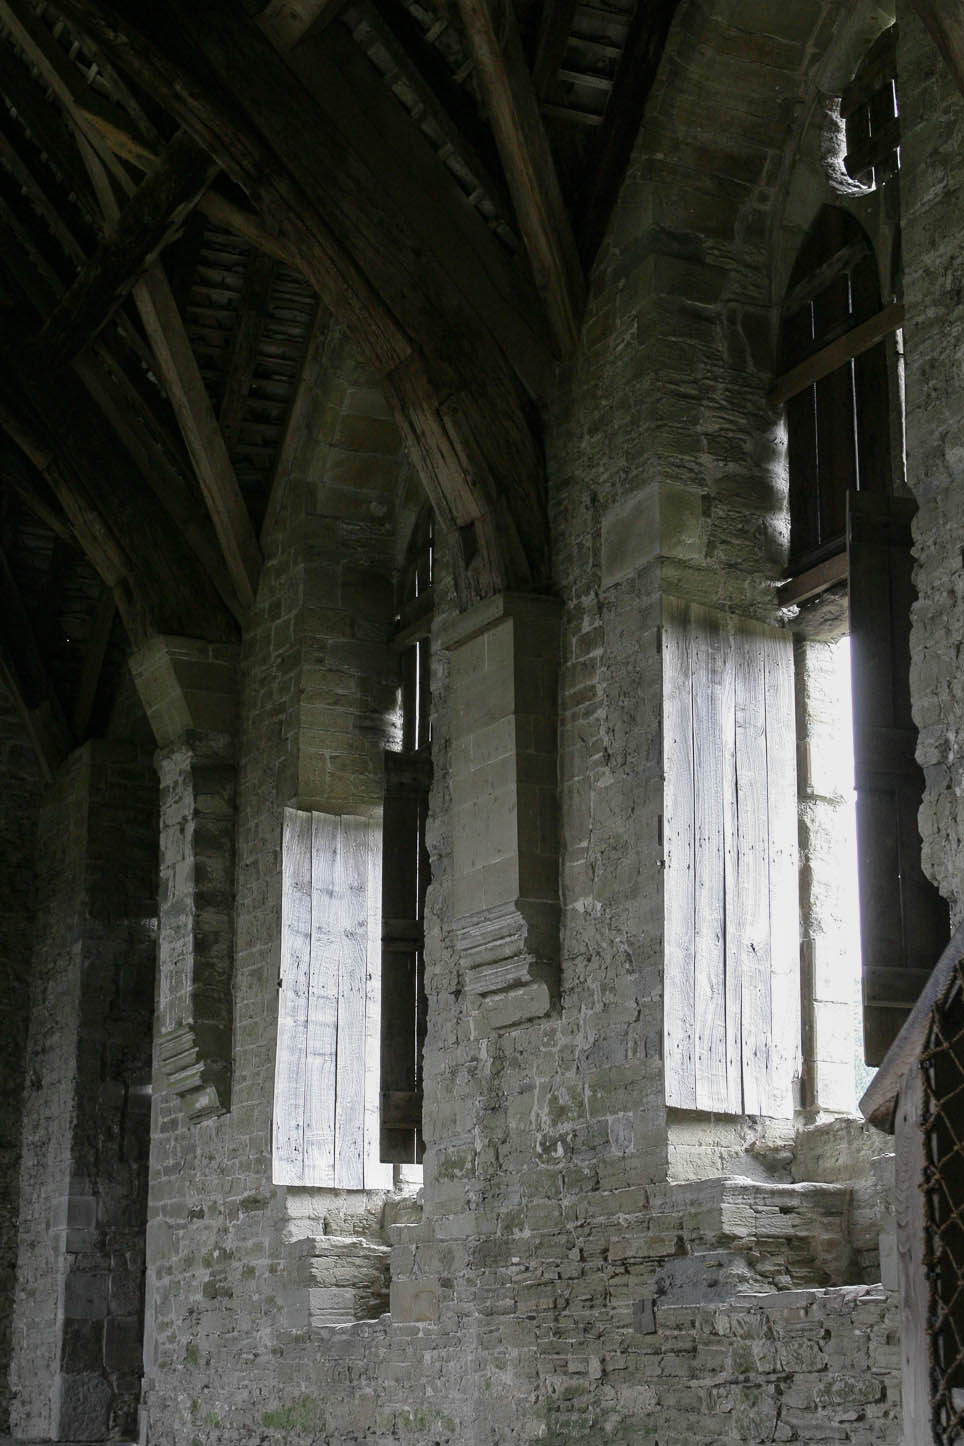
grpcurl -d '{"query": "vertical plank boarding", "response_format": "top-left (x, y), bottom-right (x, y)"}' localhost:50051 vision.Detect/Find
top-left (662, 595), bottom-right (697, 1109)
top-left (334, 816), bottom-right (368, 1189)
top-left (273, 808), bottom-right (313, 1185)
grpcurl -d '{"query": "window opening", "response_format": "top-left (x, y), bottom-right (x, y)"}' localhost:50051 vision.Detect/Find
top-left (842, 24), bottom-right (900, 189)
top-left (380, 509), bottom-right (433, 1165)
top-left (780, 210), bottom-right (948, 1079)
top-left (780, 208), bottom-right (892, 576)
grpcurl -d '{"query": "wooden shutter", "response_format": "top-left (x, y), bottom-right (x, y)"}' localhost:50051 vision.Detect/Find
top-left (663, 597), bottom-right (799, 1117)
top-left (273, 808), bottom-right (391, 1189)
top-left (848, 492), bottom-right (949, 1066)
top-left (380, 750), bottom-right (430, 1164)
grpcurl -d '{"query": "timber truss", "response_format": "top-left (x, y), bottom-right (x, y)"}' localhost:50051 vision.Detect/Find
top-left (0, 0), bottom-right (681, 776)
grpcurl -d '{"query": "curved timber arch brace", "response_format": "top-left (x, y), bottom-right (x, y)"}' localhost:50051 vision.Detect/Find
top-left (57, 0), bottom-right (551, 608)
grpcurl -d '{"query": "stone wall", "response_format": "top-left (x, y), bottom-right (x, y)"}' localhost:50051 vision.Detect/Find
top-left (8, 742), bottom-right (156, 1441)
top-left (898, 0), bottom-right (964, 920)
top-left (0, 681), bottom-right (42, 1434)
top-left (12, 2), bottom-right (959, 1442)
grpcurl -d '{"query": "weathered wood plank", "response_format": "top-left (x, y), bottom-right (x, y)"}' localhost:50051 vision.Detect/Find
top-left (305, 811), bottom-right (338, 1187)
top-left (456, 0), bottom-right (585, 353)
top-left (776, 550), bottom-right (848, 608)
top-left (732, 621), bottom-right (772, 1116)
top-left (364, 816), bottom-right (392, 1189)
top-left (692, 603), bottom-right (728, 1112)
top-left (34, 129), bottom-right (218, 370)
top-left (274, 807), bottom-right (313, 1185)
top-left (719, 615), bottom-right (741, 1116)
top-left (334, 815), bottom-right (368, 1189)
top-left (769, 303), bottom-right (904, 408)
top-left (133, 261), bottom-right (262, 611)
top-left (762, 623), bottom-right (799, 1118)
top-left (662, 594), bottom-right (696, 1110)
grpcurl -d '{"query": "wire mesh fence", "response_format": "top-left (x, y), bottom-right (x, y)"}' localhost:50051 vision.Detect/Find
top-left (922, 956), bottom-right (964, 1443)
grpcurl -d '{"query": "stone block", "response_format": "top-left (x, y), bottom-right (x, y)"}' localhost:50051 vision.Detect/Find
top-left (104, 1316), bottom-right (143, 1374)
top-left (64, 1271), bottom-right (109, 1320)
top-left (54, 1370), bottom-right (112, 1440)
top-left (390, 1279), bottom-right (439, 1324)
top-left (602, 482), bottom-right (704, 587)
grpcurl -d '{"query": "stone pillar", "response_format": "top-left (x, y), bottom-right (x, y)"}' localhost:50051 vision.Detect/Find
top-left (0, 680), bottom-right (43, 1434)
top-left (441, 592), bottom-right (562, 1030)
top-left (9, 742), bottom-right (157, 1442)
top-left (130, 636), bottom-right (239, 1122)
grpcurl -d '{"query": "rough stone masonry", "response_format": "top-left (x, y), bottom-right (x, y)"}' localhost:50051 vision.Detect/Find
top-left (3, 0), bottom-right (963, 1443)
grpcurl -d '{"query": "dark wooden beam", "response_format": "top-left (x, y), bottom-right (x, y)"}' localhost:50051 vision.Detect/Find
top-left (133, 261), bottom-right (262, 611)
top-left (578, 0), bottom-right (682, 267)
top-left (532, 0), bottom-right (579, 96)
top-left (910, 0), bottom-right (964, 98)
top-left (0, 122), bottom-right (86, 264)
top-left (769, 303), bottom-right (904, 408)
top-left (75, 345), bottom-right (246, 622)
top-left (74, 109), bottom-right (312, 271)
top-left (256, 0), bottom-right (345, 49)
top-left (0, 42), bottom-right (101, 224)
top-left (355, 0), bottom-right (514, 221)
top-left (456, 0), bottom-right (585, 353)
top-left (0, 0), bottom-right (135, 196)
top-left (56, 0), bottom-right (551, 601)
top-left (0, 179), bottom-right (245, 622)
top-left (0, 348), bottom-right (237, 646)
top-left (218, 252), bottom-right (274, 456)
top-left (288, 20), bottom-right (556, 399)
top-left (33, 129), bottom-right (217, 369)
top-left (0, 444), bottom-right (76, 544)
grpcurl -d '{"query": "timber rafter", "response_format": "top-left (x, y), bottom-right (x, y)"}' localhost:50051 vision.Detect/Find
top-left (55, 0), bottom-right (552, 600)
top-left (0, 0), bottom-right (680, 734)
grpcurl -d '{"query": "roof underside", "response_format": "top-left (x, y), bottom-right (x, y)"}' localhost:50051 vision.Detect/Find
top-left (0, 0), bottom-right (682, 775)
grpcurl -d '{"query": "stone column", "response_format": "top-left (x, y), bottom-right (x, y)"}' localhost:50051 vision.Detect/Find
top-left (9, 742), bottom-right (156, 1442)
top-left (130, 636), bottom-right (239, 1122)
top-left (441, 592), bottom-right (562, 1030)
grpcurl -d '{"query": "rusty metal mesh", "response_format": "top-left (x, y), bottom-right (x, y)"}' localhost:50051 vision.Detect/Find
top-left (922, 957), bottom-right (964, 1442)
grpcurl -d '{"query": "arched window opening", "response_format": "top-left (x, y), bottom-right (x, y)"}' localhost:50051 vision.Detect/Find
top-left (780, 208), bottom-right (893, 577)
top-left (778, 209), bottom-right (948, 1091)
top-left (842, 24), bottom-right (900, 190)
top-left (380, 508), bottom-right (433, 1167)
